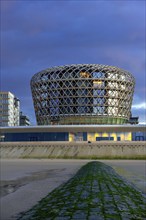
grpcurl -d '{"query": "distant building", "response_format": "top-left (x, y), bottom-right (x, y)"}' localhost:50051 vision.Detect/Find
top-left (128, 116), bottom-right (139, 125)
top-left (0, 92), bottom-right (20, 127)
top-left (20, 111), bottom-right (30, 126)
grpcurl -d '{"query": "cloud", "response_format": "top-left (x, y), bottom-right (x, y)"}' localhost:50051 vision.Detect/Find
top-left (132, 103), bottom-right (146, 110)
top-left (139, 122), bottom-right (146, 125)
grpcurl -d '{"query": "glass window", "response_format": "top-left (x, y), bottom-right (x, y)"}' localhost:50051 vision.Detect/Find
top-left (93, 106), bottom-right (104, 114)
top-left (93, 80), bottom-right (104, 89)
top-left (93, 89), bottom-right (105, 96)
top-left (93, 72), bottom-right (105, 79)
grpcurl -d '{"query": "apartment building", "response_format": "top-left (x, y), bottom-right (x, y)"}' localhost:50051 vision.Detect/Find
top-left (0, 92), bottom-right (20, 126)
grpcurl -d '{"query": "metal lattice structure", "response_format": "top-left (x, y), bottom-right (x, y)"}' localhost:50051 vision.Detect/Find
top-left (31, 64), bottom-right (135, 125)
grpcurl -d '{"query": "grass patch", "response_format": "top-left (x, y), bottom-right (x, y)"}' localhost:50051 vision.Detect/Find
top-left (20, 155), bottom-right (146, 160)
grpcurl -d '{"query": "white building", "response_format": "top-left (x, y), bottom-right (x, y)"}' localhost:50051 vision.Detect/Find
top-left (0, 92), bottom-right (20, 127)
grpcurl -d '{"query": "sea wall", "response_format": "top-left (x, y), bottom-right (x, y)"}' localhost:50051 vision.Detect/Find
top-left (1, 141), bottom-right (146, 159)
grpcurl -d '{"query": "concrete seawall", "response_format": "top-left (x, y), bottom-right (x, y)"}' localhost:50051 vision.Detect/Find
top-left (1, 141), bottom-right (146, 159)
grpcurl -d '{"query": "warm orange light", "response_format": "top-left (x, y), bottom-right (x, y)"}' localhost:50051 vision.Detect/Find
top-left (80, 72), bottom-right (90, 78)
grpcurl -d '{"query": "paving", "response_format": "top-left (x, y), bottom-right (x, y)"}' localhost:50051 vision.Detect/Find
top-left (17, 162), bottom-right (146, 220)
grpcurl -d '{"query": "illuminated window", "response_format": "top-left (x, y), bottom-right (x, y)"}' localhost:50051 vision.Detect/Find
top-left (93, 80), bottom-right (104, 88)
top-left (80, 72), bottom-right (90, 78)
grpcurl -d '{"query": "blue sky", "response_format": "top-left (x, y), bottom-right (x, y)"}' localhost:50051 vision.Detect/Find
top-left (1, 0), bottom-right (145, 124)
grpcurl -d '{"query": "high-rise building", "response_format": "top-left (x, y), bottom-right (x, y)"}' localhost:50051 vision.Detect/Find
top-left (0, 92), bottom-right (20, 127)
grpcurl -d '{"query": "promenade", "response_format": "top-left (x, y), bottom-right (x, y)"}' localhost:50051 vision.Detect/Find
top-left (17, 162), bottom-right (146, 219)
top-left (0, 159), bottom-right (146, 220)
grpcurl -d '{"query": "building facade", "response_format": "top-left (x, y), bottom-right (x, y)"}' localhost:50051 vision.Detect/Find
top-left (0, 125), bottom-right (146, 142)
top-left (0, 92), bottom-right (20, 127)
top-left (31, 64), bottom-right (135, 125)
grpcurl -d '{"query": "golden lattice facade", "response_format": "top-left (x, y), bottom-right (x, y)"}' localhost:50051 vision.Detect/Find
top-left (31, 64), bottom-right (135, 125)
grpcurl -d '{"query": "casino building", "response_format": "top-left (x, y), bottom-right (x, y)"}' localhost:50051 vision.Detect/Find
top-left (0, 64), bottom-right (145, 142)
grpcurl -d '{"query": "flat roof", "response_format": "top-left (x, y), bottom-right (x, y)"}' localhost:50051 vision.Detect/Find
top-left (0, 124), bottom-right (145, 133)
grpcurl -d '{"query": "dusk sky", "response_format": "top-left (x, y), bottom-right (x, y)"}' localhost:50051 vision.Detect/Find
top-left (1, 0), bottom-right (145, 124)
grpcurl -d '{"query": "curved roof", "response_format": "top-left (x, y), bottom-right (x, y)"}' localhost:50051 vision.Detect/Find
top-left (31, 64), bottom-right (135, 83)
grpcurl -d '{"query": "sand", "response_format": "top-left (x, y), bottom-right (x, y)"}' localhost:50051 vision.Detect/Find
top-left (0, 159), bottom-right (146, 220)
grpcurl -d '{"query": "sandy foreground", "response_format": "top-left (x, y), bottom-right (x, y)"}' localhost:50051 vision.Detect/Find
top-left (0, 159), bottom-right (146, 220)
